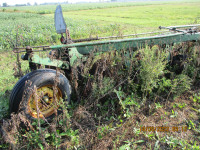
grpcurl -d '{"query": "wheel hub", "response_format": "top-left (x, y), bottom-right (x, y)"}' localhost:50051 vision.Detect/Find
top-left (43, 96), bottom-right (50, 103)
top-left (28, 85), bottom-right (62, 118)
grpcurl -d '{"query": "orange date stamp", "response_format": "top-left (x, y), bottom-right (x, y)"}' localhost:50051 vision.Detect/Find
top-left (140, 126), bottom-right (188, 132)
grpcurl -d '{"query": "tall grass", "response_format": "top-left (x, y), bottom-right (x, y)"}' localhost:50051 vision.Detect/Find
top-left (0, 12), bottom-right (121, 49)
top-left (0, 13), bottom-right (55, 49)
top-left (1, 1), bottom-right (200, 49)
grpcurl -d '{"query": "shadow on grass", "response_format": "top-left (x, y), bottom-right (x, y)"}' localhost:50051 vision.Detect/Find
top-left (0, 91), bottom-right (10, 120)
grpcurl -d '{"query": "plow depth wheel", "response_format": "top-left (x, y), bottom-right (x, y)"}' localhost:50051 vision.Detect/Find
top-left (10, 69), bottom-right (71, 120)
top-left (28, 85), bottom-right (63, 118)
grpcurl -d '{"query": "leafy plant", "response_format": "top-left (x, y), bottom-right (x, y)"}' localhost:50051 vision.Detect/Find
top-left (187, 120), bottom-right (196, 130)
top-left (137, 46), bottom-right (167, 101)
top-left (163, 136), bottom-right (181, 148)
top-left (114, 89), bottom-right (140, 118)
top-left (192, 93), bottom-right (200, 103)
top-left (97, 124), bottom-right (115, 139)
top-left (168, 74), bottom-right (192, 99)
top-left (155, 102), bottom-right (163, 109)
top-left (170, 110), bottom-right (178, 118)
top-left (178, 103), bottom-right (187, 109)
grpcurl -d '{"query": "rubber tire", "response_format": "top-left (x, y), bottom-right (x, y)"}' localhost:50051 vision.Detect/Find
top-left (9, 69), bottom-right (71, 121)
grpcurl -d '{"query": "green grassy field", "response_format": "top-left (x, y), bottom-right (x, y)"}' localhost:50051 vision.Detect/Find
top-left (62, 2), bottom-right (200, 28)
top-left (1, 0), bottom-right (200, 49)
top-left (1, 0), bottom-right (199, 14)
top-left (0, 0), bottom-right (200, 149)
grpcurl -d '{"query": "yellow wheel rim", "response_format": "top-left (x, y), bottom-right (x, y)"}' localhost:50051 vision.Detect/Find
top-left (28, 85), bottom-right (62, 118)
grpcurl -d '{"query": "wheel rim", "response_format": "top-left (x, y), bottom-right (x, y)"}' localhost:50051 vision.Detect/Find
top-left (28, 85), bottom-right (62, 118)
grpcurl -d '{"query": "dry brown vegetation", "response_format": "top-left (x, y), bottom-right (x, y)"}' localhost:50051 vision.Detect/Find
top-left (0, 42), bottom-right (200, 149)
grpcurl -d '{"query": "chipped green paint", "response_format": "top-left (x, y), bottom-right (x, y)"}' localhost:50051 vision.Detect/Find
top-left (29, 32), bottom-right (200, 68)
top-left (68, 47), bottom-right (84, 66)
top-left (30, 48), bottom-right (83, 68)
top-left (31, 54), bottom-right (69, 69)
top-left (50, 33), bottom-right (200, 55)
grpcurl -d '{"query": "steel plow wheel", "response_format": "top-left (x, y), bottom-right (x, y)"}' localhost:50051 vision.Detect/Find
top-left (9, 69), bottom-right (71, 121)
top-left (28, 85), bottom-right (63, 119)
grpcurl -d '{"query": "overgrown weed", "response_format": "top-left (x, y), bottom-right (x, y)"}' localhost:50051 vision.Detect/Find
top-left (1, 43), bottom-right (200, 149)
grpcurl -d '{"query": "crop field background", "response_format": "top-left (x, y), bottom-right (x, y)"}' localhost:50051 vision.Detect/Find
top-left (1, 0), bottom-right (199, 14)
top-left (1, 0), bottom-right (200, 50)
top-left (0, 0), bottom-right (200, 149)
